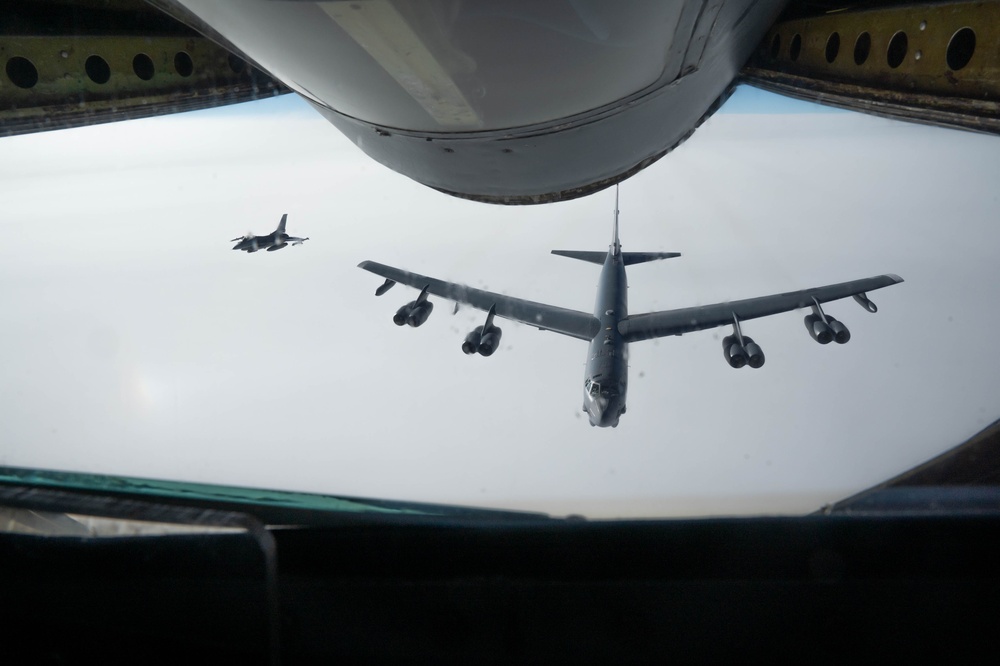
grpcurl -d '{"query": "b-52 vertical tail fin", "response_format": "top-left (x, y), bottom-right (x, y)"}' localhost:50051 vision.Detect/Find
top-left (551, 185), bottom-right (680, 265)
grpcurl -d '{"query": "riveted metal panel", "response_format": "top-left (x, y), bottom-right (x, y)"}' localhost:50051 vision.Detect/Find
top-left (743, 1), bottom-right (1000, 134)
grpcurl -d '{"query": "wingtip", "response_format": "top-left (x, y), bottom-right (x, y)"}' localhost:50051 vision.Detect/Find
top-left (887, 273), bottom-right (904, 283)
top-left (357, 260), bottom-right (371, 269)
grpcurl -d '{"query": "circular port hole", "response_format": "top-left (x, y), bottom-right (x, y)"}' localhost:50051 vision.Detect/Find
top-left (770, 34), bottom-right (781, 59)
top-left (790, 34), bottom-right (802, 61)
top-left (6, 56), bottom-right (38, 88)
top-left (85, 55), bottom-right (111, 84)
top-left (887, 31), bottom-right (908, 69)
top-left (946, 27), bottom-right (976, 71)
top-left (132, 53), bottom-right (154, 80)
top-left (825, 32), bottom-right (840, 63)
top-left (174, 51), bottom-right (193, 77)
top-left (228, 54), bottom-right (246, 74)
top-left (854, 32), bottom-right (871, 65)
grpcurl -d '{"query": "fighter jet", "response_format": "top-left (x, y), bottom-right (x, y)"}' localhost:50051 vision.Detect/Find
top-left (360, 188), bottom-right (902, 427)
top-left (231, 214), bottom-right (308, 253)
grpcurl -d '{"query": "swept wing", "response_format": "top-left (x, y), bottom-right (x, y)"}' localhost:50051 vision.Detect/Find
top-left (619, 274), bottom-right (903, 342)
top-left (358, 261), bottom-right (600, 341)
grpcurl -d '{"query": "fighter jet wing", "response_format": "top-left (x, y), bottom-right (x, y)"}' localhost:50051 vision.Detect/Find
top-left (618, 274), bottom-right (903, 342)
top-left (359, 261), bottom-right (601, 341)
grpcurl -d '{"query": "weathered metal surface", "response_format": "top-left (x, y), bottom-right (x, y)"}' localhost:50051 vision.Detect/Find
top-left (0, 0), bottom-right (288, 137)
top-left (742, 1), bottom-right (1000, 135)
top-left (822, 418), bottom-right (1000, 514)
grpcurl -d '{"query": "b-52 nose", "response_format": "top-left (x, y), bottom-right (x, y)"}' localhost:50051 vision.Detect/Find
top-left (586, 397), bottom-right (610, 428)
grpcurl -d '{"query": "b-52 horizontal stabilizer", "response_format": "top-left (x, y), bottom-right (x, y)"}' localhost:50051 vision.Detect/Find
top-left (552, 250), bottom-right (681, 265)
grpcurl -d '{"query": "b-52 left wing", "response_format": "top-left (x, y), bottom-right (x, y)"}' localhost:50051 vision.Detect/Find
top-left (358, 261), bottom-right (601, 341)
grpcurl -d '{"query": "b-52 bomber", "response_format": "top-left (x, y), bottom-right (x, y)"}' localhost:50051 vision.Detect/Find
top-left (231, 214), bottom-right (309, 253)
top-left (360, 190), bottom-right (902, 428)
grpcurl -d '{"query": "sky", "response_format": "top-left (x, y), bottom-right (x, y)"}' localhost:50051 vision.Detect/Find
top-left (1, 86), bottom-right (998, 518)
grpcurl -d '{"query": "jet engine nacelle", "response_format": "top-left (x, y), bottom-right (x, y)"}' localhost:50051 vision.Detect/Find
top-left (804, 314), bottom-right (833, 344)
top-left (827, 317), bottom-right (851, 344)
top-left (722, 335), bottom-right (748, 369)
top-left (478, 326), bottom-right (503, 357)
top-left (393, 300), bottom-right (433, 327)
top-left (742, 336), bottom-right (765, 369)
top-left (722, 334), bottom-right (764, 369)
top-left (462, 325), bottom-right (485, 355)
top-left (406, 301), bottom-right (433, 327)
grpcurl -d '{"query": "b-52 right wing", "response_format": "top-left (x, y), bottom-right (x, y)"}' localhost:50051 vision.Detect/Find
top-left (358, 261), bottom-right (601, 341)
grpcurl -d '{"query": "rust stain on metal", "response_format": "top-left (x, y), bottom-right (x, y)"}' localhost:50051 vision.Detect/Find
top-left (743, 0), bottom-right (1000, 135)
top-left (0, 1), bottom-right (289, 137)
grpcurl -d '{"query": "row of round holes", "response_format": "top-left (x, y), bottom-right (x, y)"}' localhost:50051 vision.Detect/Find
top-left (770, 26), bottom-right (977, 71)
top-left (4, 52), bottom-right (247, 90)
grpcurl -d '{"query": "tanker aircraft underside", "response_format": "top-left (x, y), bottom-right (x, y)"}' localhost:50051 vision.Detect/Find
top-left (360, 189), bottom-right (902, 427)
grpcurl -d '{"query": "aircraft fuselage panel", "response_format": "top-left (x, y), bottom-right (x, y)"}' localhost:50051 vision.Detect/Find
top-left (583, 253), bottom-right (629, 428)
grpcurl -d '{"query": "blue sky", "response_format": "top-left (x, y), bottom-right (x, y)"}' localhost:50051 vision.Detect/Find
top-left (197, 84), bottom-right (836, 120)
top-left (720, 84), bottom-right (841, 114)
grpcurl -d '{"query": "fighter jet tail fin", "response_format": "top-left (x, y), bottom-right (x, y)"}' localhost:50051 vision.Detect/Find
top-left (276, 213), bottom-right (288, 234)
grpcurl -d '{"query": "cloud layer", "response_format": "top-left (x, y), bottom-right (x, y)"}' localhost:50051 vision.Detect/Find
top-left (1, 96), bottom-right (997, 517)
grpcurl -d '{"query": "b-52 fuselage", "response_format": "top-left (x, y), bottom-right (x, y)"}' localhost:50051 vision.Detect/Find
top-left (231, 214), bottom-right (308, 253)
top-left (360, 188), bottom-right (902, 427)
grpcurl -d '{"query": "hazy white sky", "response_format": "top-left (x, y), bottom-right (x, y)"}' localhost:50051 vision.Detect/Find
top-left (1, 88), bottom-right (998, 517)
